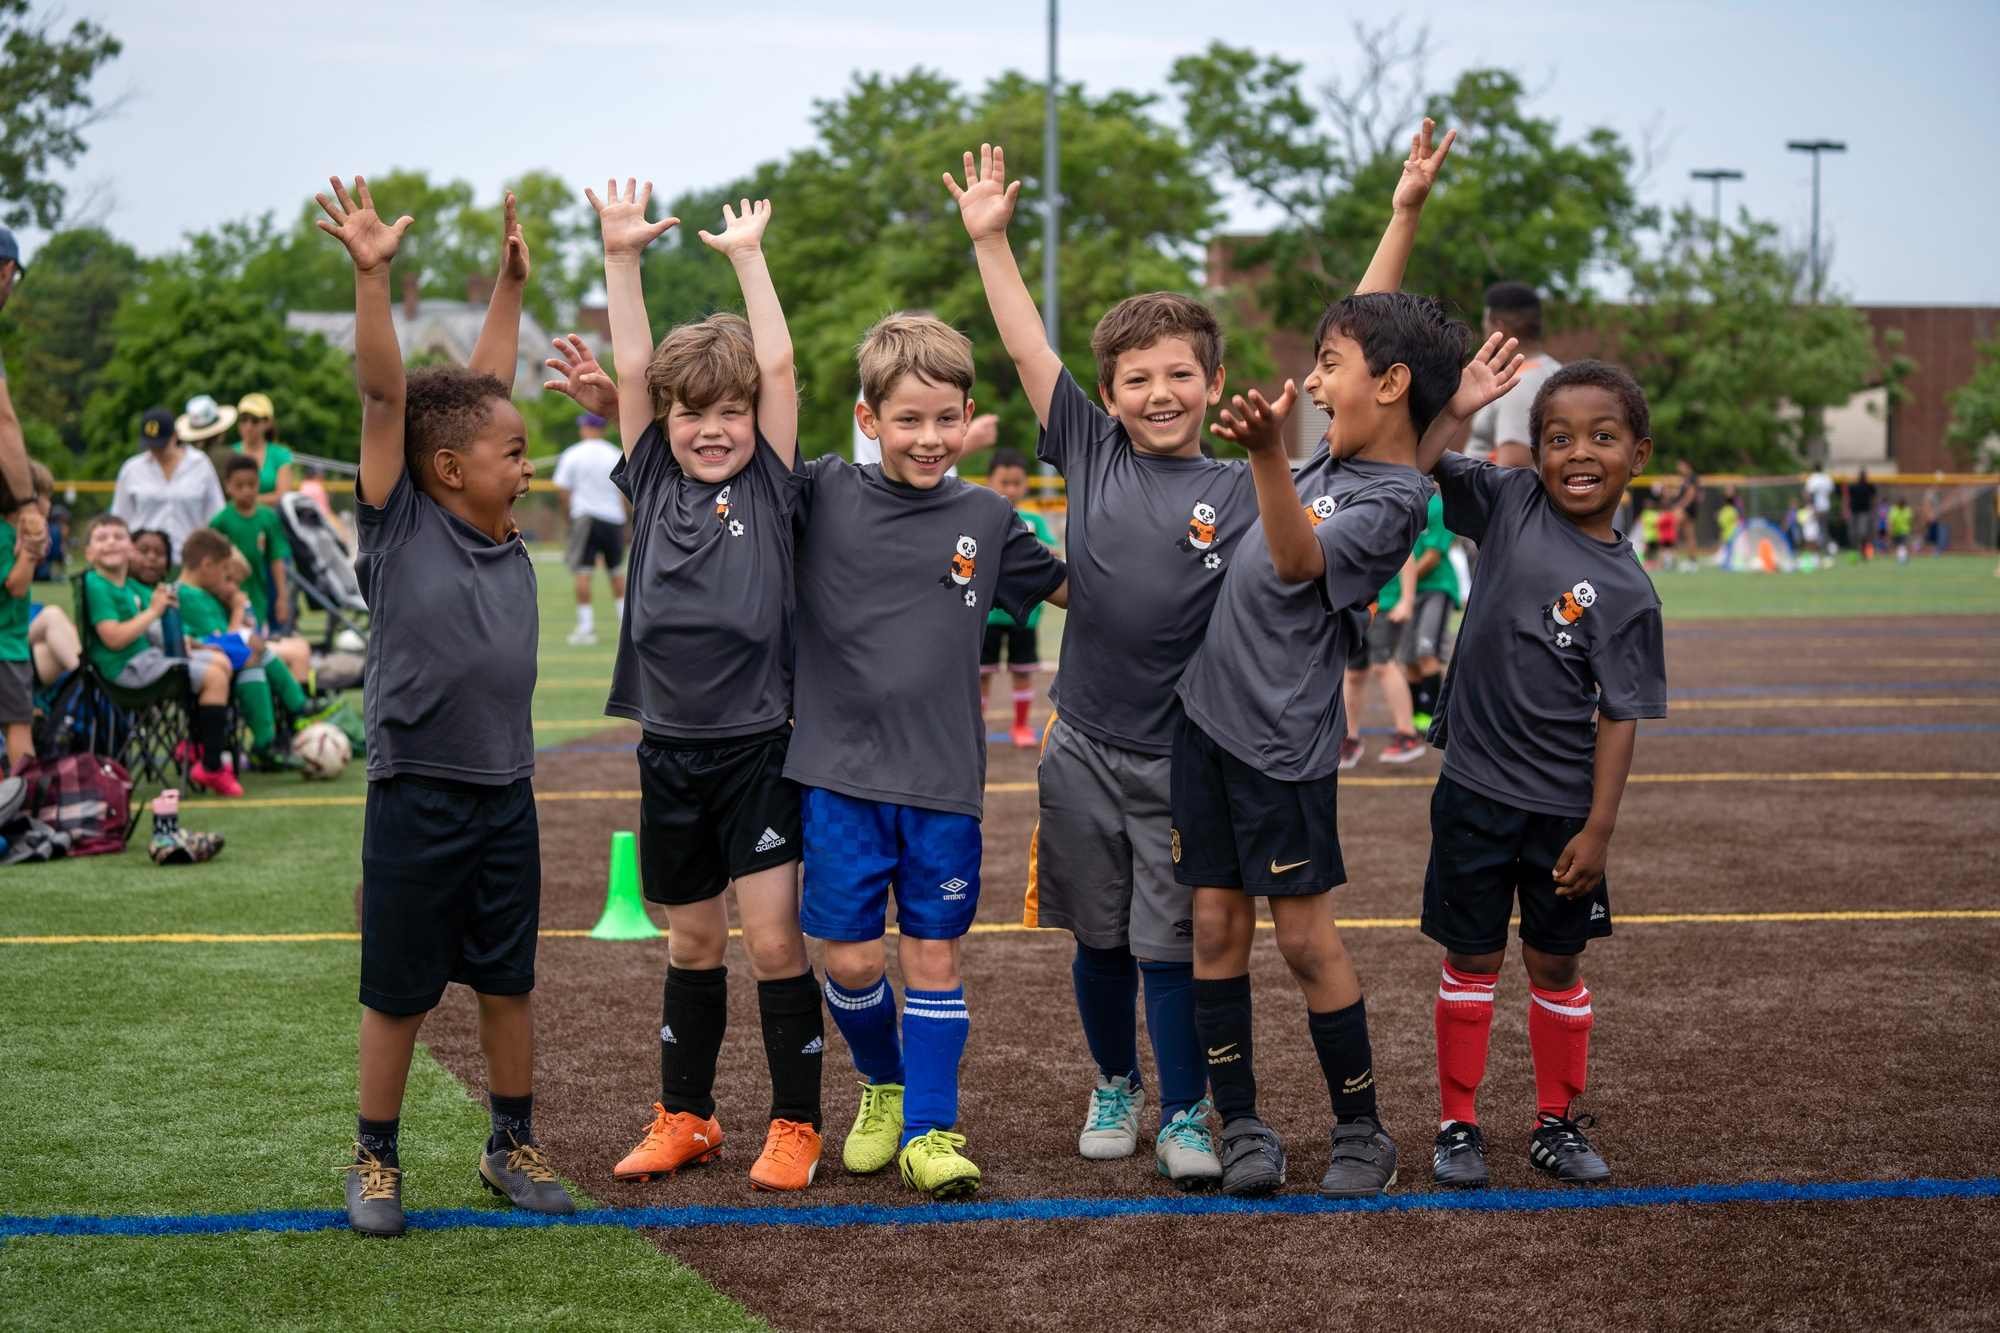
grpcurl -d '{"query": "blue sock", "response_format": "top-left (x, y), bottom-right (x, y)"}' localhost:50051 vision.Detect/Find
top-left (900, 986), bottom-right (969, 1144)
top-left (1071, 942), bottom-right (1140, 1086)
top-left (824, 975), bottom-right (903, 1086)
top-left (1140, 960), bottom-right (1204, 1123)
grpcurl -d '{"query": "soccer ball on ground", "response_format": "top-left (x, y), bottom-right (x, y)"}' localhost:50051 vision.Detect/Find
top-left (293, 723), bottom-right (353, 780)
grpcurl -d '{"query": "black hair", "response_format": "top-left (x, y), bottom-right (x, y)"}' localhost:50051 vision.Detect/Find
top-left (1311, 291), bottom-right (1467, 437)
top-left (1528, 359), bottom-right (1651, 447)
top-left (130, 527), bottom-right (172, 555)
top-left (1484, 281), bottom-right (1544, 341)
top-left (404, 367), bottom-right (512, 481)
top-left (988, 447), bottom-right (1029, 475)
top-left (222, 453), bottom-right (261, 481)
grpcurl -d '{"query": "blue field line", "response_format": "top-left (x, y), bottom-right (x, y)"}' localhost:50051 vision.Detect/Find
top-left (6, 1175), bottom-right (1996, 1241)
top-left (1669, 678), bottom-right (2000, 699)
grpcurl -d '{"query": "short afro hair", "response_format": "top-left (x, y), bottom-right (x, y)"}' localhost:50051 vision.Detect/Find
top-left (1089, 292), bottom-right (1224, 392)
top-left (179, 527), bottom-right (233, 568)
top-left (987, 447), bottom-right (1029, 475)
top-left (1311, 292), bottom-right (1467, 437)
top-left (1483, 281), bottom-right (1544, 341)
top-left (646, 313), bottom-right (760, 421)
top-left (222, 452), bottom-right (261, 482)
top-left (1529, 360), bottom-right (1651, 448)
top-left (404, 366), bottom-right (512, 483)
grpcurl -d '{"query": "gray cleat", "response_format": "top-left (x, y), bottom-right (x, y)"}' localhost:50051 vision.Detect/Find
top-left (340, 1147), bottom-right (405, 1237)
top-left (1319, 1118), bottom-right (1398, 1197)
top-left (479, 1135), bottom-right (578, 1215)
top-left (1219, 1116), bottom-right (1287, 1197)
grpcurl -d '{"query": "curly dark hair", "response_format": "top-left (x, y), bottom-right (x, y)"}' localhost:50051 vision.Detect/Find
top-left (1529, 360), bottom-right (1651, 448)
top-left (1311, 291), bottom-right (1468, 437)
top-left (222, 452), bottom-right (261, 482)
top-left (404, 367), bottom-right (512, 481)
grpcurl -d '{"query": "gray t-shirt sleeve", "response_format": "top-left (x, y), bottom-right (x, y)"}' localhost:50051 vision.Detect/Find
top-left (1316, 493), bottom-right (1419, 611)
top-left (1592, 606), bottom-right (1668, 720)
top-left (993, 509), bottom-right (1067, 622)
top-left (354, 468), bottom-right (423, 556)
top-left (1037, 368), bottom-right (1114, 472)
top-left (1435, 451), bottom-right (1528, 543)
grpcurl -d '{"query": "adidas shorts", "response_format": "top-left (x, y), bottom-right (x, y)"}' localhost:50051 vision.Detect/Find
top-left (1421, 774), bottom-right (1612, 957)
top-left (637, 727), bottom-right (801, 907)
top-left (799, 787), bottom-right (981, 942)
top-left (1027, 715), bottom-right (1190, 961)
top-left (1169, 713), bottom-right (1345, 897)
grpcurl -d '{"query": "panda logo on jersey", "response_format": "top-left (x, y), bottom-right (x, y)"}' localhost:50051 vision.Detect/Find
top-left (1178, 502), bottom-right (1218, 552)
top-left (940, 534), bottom-right (978, 592)
top-left (1552, 579), bottom-right (1597, 627)
top-left (1305, 496), bottom-right (1337, 527)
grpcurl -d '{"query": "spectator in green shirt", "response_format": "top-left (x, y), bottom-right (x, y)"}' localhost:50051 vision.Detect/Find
top-left (211, 453), bottom-right (294, 629)
top-left (981, 449), bottom-right (1059, 747)
top-left (0, 499), bottom-right (49, 769)
top-left (233, 392), bottom-right (296, 503)
top-left (179, 529), bottom-right (309, 770)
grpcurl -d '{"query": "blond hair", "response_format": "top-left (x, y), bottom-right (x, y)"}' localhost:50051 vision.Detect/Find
top-left (856, 312), bottom-right (974, 410)
top-left (645, 313), bottom-right (759, 421)
top-left (1089, 292), bottom-right (1224, 391)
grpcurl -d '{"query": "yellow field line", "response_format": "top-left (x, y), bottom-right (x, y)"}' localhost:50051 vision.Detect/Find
top-left (1671, 696), bottom-right (1996, 711)
top-left (10, 908), bottom-right (1998, 947)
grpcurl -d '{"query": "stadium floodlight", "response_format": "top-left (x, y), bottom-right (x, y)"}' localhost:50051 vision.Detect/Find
top-left (1689, 168), bottom-right (1745, 236)
top-left (1786, 140), bottom-right (1847, 299)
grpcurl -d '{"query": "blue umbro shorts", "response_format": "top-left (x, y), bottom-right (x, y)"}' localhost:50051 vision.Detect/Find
top-left (799, 787), bottom-right (982, 942)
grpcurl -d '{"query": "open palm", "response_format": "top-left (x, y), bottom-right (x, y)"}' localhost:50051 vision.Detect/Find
top-left (1391, 118), bottom-right (1458, 212)
top-left (944, 144), bottom-right (1021, 241)
top-left (543, 334), bottom-right (618, 419)
top-left (315, 176), bottom-right (413, 271)
top-left (698, 198), bottom-right (772, 259)
top-left (587, 178), bottom-right (678, 260)
top-left (1450, 332), bottom-right (1527, 418)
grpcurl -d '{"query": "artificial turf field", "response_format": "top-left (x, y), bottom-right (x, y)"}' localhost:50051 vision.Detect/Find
top-left (4, 552), bottom-right (1998, 1331)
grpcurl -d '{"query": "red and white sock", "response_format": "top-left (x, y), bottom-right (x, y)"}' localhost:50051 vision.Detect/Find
top-left (1012, 687), bottom-right (1034, 732)
top-left (1435, 963), bottom-right (1498, 1127)
top-left (1528, 981), bottom-right (1594, 1120)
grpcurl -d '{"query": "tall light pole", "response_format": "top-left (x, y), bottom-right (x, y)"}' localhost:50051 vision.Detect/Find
top-left (1786, 139), bottom-right (1846, 300)
top-left (1043, 0), bottom-right (1060, 344)
top-left (1689, 168), bottom-right (1743, 237)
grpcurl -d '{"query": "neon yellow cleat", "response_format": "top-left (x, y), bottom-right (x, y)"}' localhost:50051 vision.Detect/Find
top-left (841, 1080), bottom-right (904, 1175)
top-left (898, 1128), bottom-right (982, 1200)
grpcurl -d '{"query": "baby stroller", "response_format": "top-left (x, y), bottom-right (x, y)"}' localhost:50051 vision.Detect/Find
top-left (279, 493), bottom-right (369, 654)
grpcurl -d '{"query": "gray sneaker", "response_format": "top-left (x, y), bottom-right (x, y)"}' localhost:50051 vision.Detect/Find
top-left (1079, 1074), bottom-right (1144, 1160)
top-left (1154, 1099), bottom-right (1223, 1191)
top-left (1219, 1116), bottom-right (1286, 1197)
top-left (340, 1147), bottom-right (404, 1237)
top-left (478, 1136), bottom-right (577, 1215)
top-left (1319, 1118), bottom-right (1398, 1197)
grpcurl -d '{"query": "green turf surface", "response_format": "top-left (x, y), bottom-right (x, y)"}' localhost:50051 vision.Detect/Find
top-left (1652, 553), bottom-right (2000, 620)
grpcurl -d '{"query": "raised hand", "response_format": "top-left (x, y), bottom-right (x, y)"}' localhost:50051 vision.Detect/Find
top-left (698, 198), bottom-right (773, 261)
top-left (586, 178), bottom-right (678, 261)
top-left (1448, 332), bottom-right (1527, 420)
top-left (315, 176), bottom-right (414, 272)
top-left (1212, 382), bottom-right (1299, 455)
top-left (1391, 118), bottom-right (1457, 213)
top-left (500, 191), bottom-right (530, 283)
top-left (944, 144), bottom-right (1022, 242)
top-left (542, 334), bottom-right (619, 419)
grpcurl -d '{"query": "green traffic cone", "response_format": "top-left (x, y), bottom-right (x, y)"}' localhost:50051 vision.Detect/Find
top-left (589, 830), bottom-right (661, 940)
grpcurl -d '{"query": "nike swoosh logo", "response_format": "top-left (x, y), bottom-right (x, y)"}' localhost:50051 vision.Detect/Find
top-left (1269, 858), bottom-right (1311, 875)
top-left (1206, 1044), bottom-right (1238, 1059)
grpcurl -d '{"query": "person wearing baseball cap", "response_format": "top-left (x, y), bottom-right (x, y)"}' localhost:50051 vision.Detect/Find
top-left (0, 225), bottom-right (36, 508)
top-left (232, 391), bottom-right (296, 501)
top-left (109, 404), bottom-right (226, 559)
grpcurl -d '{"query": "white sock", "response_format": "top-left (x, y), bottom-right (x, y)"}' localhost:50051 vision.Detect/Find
top-left (614, 597), bottom-right (625, 622)
top-left (577, 605), bottom-right (595, 634)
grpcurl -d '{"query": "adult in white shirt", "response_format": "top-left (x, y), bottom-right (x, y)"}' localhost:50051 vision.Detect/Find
top-left (552, 412), bottom-right (629, 645)
top-left (1464, 283), bottom-right (1562, 469)
top-left (110, 402), bottom-right (227, 560)
top-left (1804, 463), bottom-right (1837, 553)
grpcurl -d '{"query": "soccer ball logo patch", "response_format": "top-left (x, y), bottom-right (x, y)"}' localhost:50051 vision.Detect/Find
top-left (1203, 552), bottom-right (1222, 571)
top-left (727, 519), bottom-right (745, 538)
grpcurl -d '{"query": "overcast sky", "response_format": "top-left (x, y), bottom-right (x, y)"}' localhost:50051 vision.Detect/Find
top-left (18, 0), bottom-right (2000, 303)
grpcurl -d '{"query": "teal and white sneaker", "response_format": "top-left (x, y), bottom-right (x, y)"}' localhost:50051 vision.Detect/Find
top-left (1078, 1074), bottom-right (1144, 1160)
top-left (1154, 1099), bottom-right (1223, 1191)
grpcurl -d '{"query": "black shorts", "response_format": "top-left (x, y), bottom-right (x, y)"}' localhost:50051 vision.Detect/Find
top-left (639, 727), bottom-right (801, 906)
top-left (1169, 713), bottom-right (1345, 896)
top-left (1422, 775), bottom-right (1612, 957)
top-left (565, 516), bottom-right (625, 573)
top-left (981, 621), bottom-right (1041, 673)
top-left (360, 775), bottom-right (540, 1016)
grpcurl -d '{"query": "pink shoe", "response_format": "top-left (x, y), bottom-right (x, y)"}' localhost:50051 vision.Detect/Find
top-left (189, 762), bottom-right (245, 798)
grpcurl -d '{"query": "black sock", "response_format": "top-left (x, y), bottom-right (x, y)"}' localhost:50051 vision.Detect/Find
top-left (357, 1115), bottom-right (400, 1168)
top-left (1194, 974), bottom-right (1256, 1122)
top-left (1309, 998), bottom-right (1380, 1125)
top-left (758, 971), bottom-right (825, 1129)
top-left (661, 964), bottom-right (728, 1118)
top-left (487, 1092), bottom-right (533, 1152)
top-left (197, 704), bottom-right (229, 770)
top-left (1413, 673), bottom-right (1442, 716)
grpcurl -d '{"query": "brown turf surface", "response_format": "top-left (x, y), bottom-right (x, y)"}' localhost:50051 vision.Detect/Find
top-left (417, 616), bottom-right (2000, 1331)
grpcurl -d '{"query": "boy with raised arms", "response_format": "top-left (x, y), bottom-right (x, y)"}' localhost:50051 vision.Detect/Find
top-left (946, 123), bottom-right (1456, 1189)
top-left (792, 313), bottom-right (1066, 1199)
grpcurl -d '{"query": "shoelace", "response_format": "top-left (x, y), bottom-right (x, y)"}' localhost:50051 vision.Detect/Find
top-left (1538, 1112), bottom-right (1599, 1153)
top-left (1438, 1125), bottom-right (1485, 1156)
top-left (638, 1104), bottom-right (684, 1149)
top-left (854, 1083), bottom-right (895, 1135)
top-left (1086, 1083), bottom-right (1137, 1132)
top-left (763, 1121), bottom-right (816, 1164)
top-left (907, 1129), bottom-right (967, 1158)
top-left (337, 1148), bottom-right (401, 1202)
top-left (1158, 1103), bottom-right (1214, 1153)
top-left (506, 1141), bottom-right (558, 1183)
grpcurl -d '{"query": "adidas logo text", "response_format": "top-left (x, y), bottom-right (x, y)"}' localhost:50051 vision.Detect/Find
top-left (755, 827), bottom-right (786, 853)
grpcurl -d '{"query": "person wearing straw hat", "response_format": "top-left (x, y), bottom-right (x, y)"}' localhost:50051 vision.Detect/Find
top-left (232, 392), bottom-right (297, 503)
top-left (109, 401), bottom-right (227, 560)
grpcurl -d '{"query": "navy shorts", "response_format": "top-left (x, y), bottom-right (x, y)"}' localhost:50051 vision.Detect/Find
top-left (1421, 775), bottom-right (1612, 957)
top-left (799, 787), bottom-right (982, 941)
top-left (1169, 714), bottom-right (1345, 897)
top-left (360, 775), bottom-right (540, 1015)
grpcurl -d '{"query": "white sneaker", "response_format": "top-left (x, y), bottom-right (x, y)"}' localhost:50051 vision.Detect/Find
top-left (1155, 1099), bottom-right (1224, 1190)
top-left (565, 627), bottom-right (597, 646)
top-left (1078, 1074), bottom-right (1143, 1160)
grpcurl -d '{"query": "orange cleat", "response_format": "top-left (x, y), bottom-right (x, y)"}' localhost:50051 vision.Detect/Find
top-left (612, 1103), bottom-right (724, 1181)
top-left (1010, 724), bottom-right (1037, 748)
top-left (748, 1118), bottom-right (822, 1192)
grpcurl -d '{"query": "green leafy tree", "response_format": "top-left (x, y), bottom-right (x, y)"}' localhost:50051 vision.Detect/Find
top-left (1611, 208), bottom-right (1880, 472)
top-left (0, 1), bottom-right (122, 228)
top-left (0, 225), bottom-right (141, 458)
top-left (1945, 338), bottom-right (2000, 467)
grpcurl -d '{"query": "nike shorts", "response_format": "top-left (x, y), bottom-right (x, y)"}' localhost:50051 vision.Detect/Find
top-left (799, 787), bottom-right (981, 941)
top-left (638, 727), bottom-right (801, 906)
top-left (1168, 713), bottom-right (1344, 897)
top-left (1421, 775), bottom-right (1613, 956)
top-left (1028, 715), bottom-right (1190, 961)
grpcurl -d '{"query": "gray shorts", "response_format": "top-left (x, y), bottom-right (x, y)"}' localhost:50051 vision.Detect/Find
top-left (1362, 593), bottom-right (1452, 669)
top-left (114, 646), bottom-right (216, 691)
top-left (0, 659), bottom-right (31, 724)
top-left (1028, 715), bottom-right (1191, 962)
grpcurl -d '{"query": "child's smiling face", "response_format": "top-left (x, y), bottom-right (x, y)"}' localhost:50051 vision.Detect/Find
top-left (129, 531), bottom-right (170, 585)
top-left (860, 375), bottom-right (972, 490)
top-left (1535, 384), bottom-right (1652, 530)
top-left (666, 396), bottom-right (756, 485)
top-left (1099, 336), bottom-right (1223, 457)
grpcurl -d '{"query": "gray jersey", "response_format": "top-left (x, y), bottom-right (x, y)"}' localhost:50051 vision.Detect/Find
top-left (356, 470), bottom-right (537, 784)
top-left (1466, 353), bottom-right (1562, 459)
top-left (1039, 369), bottom-right (1256, 755)
top-left (1178, 448), bottom-right (1432, 781)
top-left (785, 458), bottom-right (1066, 817)
top-left (606, 424), bottom-right (799, 740)
top-left (1432, 451), bottom-right (1667, 817)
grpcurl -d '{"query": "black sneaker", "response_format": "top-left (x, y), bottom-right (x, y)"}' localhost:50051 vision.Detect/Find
top-left (340, 1146), bottom-right (405, 1237)
top-left (1432, 1121), bottom-right (1490, 1188)
top-left (1318, 1118), bottom-right (1397, 1197)
top-left (1529, 1110), bottom-right (1612, 1184)
top-left (479, 1135), bottom-right (577, 1214)
top-left (1219, 1117), bottom-right (1287, 1197)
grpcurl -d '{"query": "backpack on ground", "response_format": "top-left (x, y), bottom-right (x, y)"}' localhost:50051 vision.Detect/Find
top-left (12, 754), bottom-right (136, 858)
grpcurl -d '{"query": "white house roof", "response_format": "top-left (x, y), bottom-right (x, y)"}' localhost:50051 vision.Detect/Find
top-left (286, 299), bottom-right (550, 396)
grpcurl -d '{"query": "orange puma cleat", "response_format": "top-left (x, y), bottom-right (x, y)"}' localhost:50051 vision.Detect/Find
top-left (748, 1119), bottom-right (823, 1192)
top-left (612, 1103), bottom-right (724, 1181)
